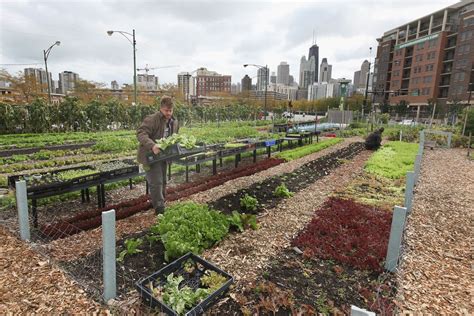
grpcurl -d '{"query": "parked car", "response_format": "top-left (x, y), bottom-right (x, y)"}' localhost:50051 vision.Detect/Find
top-left (282, 111), bottom-right (294, 118)
top-left (399, 119), bottom-right (418, 126)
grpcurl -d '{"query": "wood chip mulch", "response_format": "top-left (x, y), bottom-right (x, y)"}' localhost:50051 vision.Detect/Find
top-left (396, 148), bottom-right (473, 314)
top-left (42, 137), bottom-right (362, 263)
top-left (0, 226), bottom-right (108, 314)
top-left (200, 149), bottom-right (372, 285)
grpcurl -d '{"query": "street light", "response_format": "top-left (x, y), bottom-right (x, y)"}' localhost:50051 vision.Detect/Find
top-left (43, 41), bottom-right (60, 104)
top-left (244, 63), bottom-right (269, 120)
top-left (107, 29), bottom-right (137, 105)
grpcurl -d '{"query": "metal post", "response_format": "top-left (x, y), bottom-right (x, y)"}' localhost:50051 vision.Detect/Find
top-left (15, 180), bottom-right (30, 241)
top-left (399, 129), bottom-right (403, 142)
top-left (385, 206), bottom-right (408, 272)
top-left (462, 87), bottom-right (472, 136)
top-left (414, 154), bottom-right (422, 184)
top-left (264, 65), bottom-right (268, 121)
top-left (43, 50), bottom-right (52, 104)
top-left (132, 29), bottom-right (137, 105)
top-left (404, 171), bottom-right (415, 212)
top-left (447, 132), bottom-right (452, 148)
top-left (468, 132), bottom-right (472, 157)
top-left (102, 209), bottom-right (116, 302)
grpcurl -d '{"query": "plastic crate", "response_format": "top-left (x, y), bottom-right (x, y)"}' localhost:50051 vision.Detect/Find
top-left (135, 252), bottom-right (233, 316)
top-left (146, 145), bottom-right (204, 165)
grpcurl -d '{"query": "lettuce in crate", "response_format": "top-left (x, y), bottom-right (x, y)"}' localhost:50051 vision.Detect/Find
top-left (155, 134), bottom-right (197, 151)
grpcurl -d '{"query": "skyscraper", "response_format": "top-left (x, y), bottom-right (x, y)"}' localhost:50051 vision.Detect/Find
top-left (277, 62), bottom-right (290, 85)
top-left (319, 58), bottom-right (332, 83)
top-left (299, 55), bottom-right (316, 89)
top-left (241, 75), bottom-right (252, 91)
top-left (24, 68), bottom-right (51, 92)
top-left (270, 72), bottom-right (277, 84)
top-left (257, 67), bottom-right (269, 91)
top-left (58, 71), bottom-right (79, 94)
top-left (308, 43), bottom-right (319, 83)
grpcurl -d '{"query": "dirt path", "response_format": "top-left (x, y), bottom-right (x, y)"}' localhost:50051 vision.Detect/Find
top-left (397, 148), bottom-right (473, 314)
top-left (0, 226), bottom-right (108, 314)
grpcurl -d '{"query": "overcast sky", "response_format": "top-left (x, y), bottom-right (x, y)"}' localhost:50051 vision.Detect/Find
top-left (0, 0), bottom-right (458, 87)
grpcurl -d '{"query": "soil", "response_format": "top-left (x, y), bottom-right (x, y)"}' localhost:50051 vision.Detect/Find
top-left (209, 142), bottom-right (364, 215)
top-left (63, 230), bottom-right (168, 299)
top-left (213, 249), bottom-right (396, 315)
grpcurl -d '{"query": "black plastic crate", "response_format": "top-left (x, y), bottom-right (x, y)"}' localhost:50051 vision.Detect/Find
top-left (146, 145), bottom-right (204, 165)
top-left (135, 252), bottom-right (233, 316)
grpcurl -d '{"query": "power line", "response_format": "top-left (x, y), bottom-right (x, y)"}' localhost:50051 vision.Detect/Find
top-left (0, 63), bottom-right (42, 66)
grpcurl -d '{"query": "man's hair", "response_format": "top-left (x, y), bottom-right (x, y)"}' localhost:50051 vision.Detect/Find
top-left (160, 96), bottom-right (174, 108)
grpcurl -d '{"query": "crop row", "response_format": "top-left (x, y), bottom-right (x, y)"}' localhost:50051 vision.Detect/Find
top-left (39, 158), bottom-right (285, 239)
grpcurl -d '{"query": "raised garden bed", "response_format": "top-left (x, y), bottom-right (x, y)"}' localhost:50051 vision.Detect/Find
top-left (40, 158), bottom-right (284, 240)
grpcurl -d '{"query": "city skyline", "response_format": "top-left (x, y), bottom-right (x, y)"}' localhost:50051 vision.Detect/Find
top-left (1, 0), bottom-right (458, 87)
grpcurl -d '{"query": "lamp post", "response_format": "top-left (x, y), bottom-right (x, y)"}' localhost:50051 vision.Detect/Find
top-left (43, 41), bottom-right (61, 104)
top-left (107, 29), bottom-right (137, 105)
top-left (244, 63), bottom-right (268, 120)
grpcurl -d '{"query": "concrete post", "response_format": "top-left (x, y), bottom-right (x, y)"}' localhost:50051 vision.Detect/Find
top-left (351, 305), bottom-right (376, 316)
top-left (385, 206), bottom-right (408, 272)
top-left (447, 132), bottom-right (452, 148)
top-left (102, 209), bottom-right (116, 302)
top-left (15, 180), bottom-right (30, 241)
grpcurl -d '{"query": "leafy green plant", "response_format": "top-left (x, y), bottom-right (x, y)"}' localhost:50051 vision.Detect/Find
top-left (200, 271), bottom-right (227, 291)
top-left (365, 141), bottom-right (418, 179)
top-left (273, 183), bottom-right (294, 198)
top-left (158, 273), bottom-right (211, 315)
top-left (117, 237), bottom-right (143, 262)
top-left (240, 194), bottom-right (259, 212)
top-left (227, 211), bottom-right (259, 232)
top-left (156, 133), bottom-right (197, 151)
top-left (276, 138), bottom-right (343, 161)
top-left (154, 202), bottom-right (229, 261)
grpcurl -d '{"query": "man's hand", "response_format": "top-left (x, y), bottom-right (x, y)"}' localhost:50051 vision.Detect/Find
top-left (152, 144), bottom-right (160, 155)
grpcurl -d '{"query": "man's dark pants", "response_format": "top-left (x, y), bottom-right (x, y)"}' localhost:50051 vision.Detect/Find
top-left (145, 161), bottom-right (167, 213)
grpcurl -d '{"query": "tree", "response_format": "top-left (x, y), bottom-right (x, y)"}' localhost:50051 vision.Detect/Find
top-left (27, 98), bottom-right (50, 132)
top-left (73, 79), bottom-right (106, 103)
top-left (0, 70), bottom-right (45, 103)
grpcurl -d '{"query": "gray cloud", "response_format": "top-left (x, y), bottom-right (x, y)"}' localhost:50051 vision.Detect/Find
top-left (1, 0), bottom-right (457, 87)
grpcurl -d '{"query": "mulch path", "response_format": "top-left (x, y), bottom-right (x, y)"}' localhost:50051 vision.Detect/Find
top-left (396, 148), bottom-right (473, 313)
top-left (0, 226), bottom-right (108, 314)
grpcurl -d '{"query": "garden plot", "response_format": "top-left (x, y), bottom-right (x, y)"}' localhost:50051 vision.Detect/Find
top-left (206, 142), bottom-right (421, 314)
top-left (209, 142), bottom-right (364, 215)
top-left (37, 139), bottom-right (353, 263)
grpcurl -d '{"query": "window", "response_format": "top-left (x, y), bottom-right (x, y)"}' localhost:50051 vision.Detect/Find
top-left (414, 66), bottom-right (422, 74)
top-left (411, 89), bottom-right (420, 96)
top-left (428, 38), bottom-right (438, 48)
top-left (423, 76), bottom-right (433, 83)
top-left (422, 87), bottom-right (431, 95)
top-left (394, 60), bottom-right (401, 66)
top-left (454, 72), bottom-right (466, 82)
top-left (464, 17), bottom-right (474, 27)
top-left (416, 42), bottom-right (425, 50)
top-left (415, 54), bottom-right (423, 62)
top-left (461, 30), bottom-right (473, 41)
top-left (394, 70), bottom-right (400, 77)
top-left (427, 51), bottom-right (436, 60)
top-left (425, 64), bottom-right (434, 72)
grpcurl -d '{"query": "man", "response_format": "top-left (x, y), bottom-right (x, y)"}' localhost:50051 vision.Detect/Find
top-left (365, 127), bottom-right (384, 150)
top-left (137, 96), bottom-right (179, 214)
